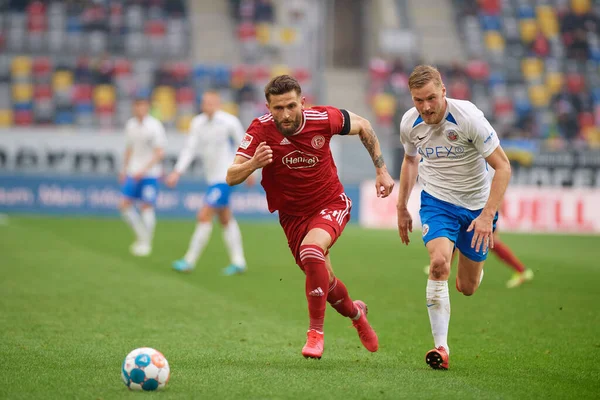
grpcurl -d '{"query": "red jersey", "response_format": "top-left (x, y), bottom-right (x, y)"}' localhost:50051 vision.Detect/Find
top-left (235, 106), bottom-right (351, 216)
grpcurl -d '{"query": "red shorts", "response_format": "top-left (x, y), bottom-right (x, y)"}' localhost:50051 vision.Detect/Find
top-left (279, 193), bottom-right (352, 268)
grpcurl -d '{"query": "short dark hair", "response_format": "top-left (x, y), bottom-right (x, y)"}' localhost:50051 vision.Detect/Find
top-left (264, 75), bottom-right (302, 102)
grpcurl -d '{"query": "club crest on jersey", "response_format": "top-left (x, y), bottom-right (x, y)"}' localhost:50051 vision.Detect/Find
top-left (446, 130), bottom-right (458, 141)
top-left (282, 150), bottom-right (319, 169)
top-left (311, 135), bottom-right (325, 149)
top-left (240, 133), bottom-right (254, 149)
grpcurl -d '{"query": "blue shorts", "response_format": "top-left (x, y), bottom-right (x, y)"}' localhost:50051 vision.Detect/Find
top-left (121, 176), bottom-right (159, 205)
top-left (419, 190), bottom-right (498, 262)
top-left (204, 183), bottom-right (232, 208)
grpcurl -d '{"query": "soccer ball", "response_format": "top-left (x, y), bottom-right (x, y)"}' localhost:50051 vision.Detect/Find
top-left (121, 347), bottom-right (170, 391)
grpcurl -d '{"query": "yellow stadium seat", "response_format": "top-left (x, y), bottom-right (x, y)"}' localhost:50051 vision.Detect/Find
top-left (271, 65), bottom-right (291, 78)
top-left (11, 56), bottom-right (32, 77)
top-left (522, 58), bottom-right (544, 81)
top-left (152, 101), bottom-right (176, 122)
top-left (571, 0), bottom-right (590, 15)
top-left (585, 127), bottom-right (600, 148)
top-left (93, 85), bottom-right (116, 107)
top-left (177, 115), bottom-right (194, 133)
top-left (256, 23), bottom-right (271, 46)
top-left (280, 27), bottom-right (297, 45)
top-left (519, 19), bottom-right (538, 43)
top-left (537, 6), bottom-right (559, 38)
top-left (373, 93), bottom-right (396, 117)
top-left (546, 72), bottom-right (564, 95)
top-left (52, 71), bottom-right (73, 90)
top-left (484, 31), bottom-right (505, 51)
top-left (221, 102), bottom-right (239, 116)
top-left (0, 110), bottom-right (13, 127)
top-left (152, 86), bottom-right (176, 103)
top-left (528, 85), bottom-right (549, 108)
top-left (12, 83), bottom-right (33, 102)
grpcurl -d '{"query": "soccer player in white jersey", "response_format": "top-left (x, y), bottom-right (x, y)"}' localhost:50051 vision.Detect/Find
top-left (119, 97), bottom-right (167, 257)
top-left (396, 65), bottom-right (512, 370)
top-left (165, 91), bottom-right (252, 275)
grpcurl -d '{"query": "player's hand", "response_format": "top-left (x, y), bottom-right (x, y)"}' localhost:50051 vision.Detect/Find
top-left (397, 206), bottom-right (413, 245)
top-left (250, 142), bottom-right (273, 169)
top-left (375, 171), bottom-right (395, 198)
top-left (165, 172), bottom-right (180, 188)
top-left (467, 212), bottom-right (495, 253)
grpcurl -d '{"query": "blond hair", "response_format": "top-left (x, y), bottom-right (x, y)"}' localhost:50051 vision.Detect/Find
top-left (408, 65), bottom-right (443, 90)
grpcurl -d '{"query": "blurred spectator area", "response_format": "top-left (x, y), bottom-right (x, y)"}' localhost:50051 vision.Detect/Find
top-left (0, 0), bottom-right (316, 132)
top-left (368, 0), bottom-right (600, 148)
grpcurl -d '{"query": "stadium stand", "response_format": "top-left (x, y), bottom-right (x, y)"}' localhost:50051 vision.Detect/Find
top-left (0, 0), bottom-right (316, 132)
top-left (368, 0), bottom-right (600, 147)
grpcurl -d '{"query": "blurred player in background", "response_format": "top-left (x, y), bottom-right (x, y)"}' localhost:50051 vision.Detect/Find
top-left (166, 90), bottom-right (252, 276)
top-left (227, 75), bottom-right (395, 359)
top-left (397, 65), bottom-right (512, 369)
top-left (119, 97), bottom-right (167, 257)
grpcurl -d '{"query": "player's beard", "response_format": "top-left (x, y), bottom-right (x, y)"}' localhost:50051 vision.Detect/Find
top-left (274, 114), bottom-right (303, 137)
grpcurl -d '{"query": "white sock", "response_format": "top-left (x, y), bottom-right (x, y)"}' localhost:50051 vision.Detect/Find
top-left (141, 208), bottom-right (156, 245)
top-left (426, 279), bottom-right (450, 353)
top-left (222, 219), bottom-right (247, 267)
top-left (184, 222), bottom-right (213, 266)
top-left (121, 206), bottom-right (148, 243)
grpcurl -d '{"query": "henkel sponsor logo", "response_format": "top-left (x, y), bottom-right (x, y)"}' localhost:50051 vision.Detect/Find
top-left (282, 150), bottom-right (319, 169)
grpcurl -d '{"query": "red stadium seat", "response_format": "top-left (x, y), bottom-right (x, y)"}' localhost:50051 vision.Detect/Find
top-left (32, 57), bottom-right (52, 77)
top-left (465, 60), bottom-right (490, 81)
top-left (114, 59), bottom-right (132, 76)
top-left (34, 84), bottom-right (52, 100)
top-left (14, 110), bottom-right (34, 126)
top-left (176, 87), bottom-right (195, 104)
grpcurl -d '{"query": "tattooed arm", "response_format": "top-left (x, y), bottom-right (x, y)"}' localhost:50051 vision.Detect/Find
top-left (346, 111), bottom-right (395, 198)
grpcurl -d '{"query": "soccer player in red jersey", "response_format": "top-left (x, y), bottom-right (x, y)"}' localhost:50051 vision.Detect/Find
top-left (226, 75), bottom-right (395, 359)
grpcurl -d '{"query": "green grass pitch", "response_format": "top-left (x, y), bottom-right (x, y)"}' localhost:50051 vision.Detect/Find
top-left (1, 216), bottom-right (598, 399)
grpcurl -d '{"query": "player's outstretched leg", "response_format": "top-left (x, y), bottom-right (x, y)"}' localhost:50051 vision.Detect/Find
top-left (221, 218), bottom-right (247, 276)
top-left (173, 222), bottom-right (212, 272)
top-left (492, 241), bottom-right (534, 288)
top-left (425, 238), bottom-right (453, 369)
top-left (300, 244), bottom-right (329, 359)
top-left (121, 201), bottom-right (150, 257)
top-left (326, 274), bottom-right (378, 352)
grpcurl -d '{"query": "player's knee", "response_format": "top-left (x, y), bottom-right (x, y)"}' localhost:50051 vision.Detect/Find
top-left (458, 281), bottom-right (478, 296)
top-left (429, 255), bottom-right (450, 279)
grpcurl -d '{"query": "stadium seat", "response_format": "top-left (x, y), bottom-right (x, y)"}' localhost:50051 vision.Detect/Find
top-left (177, 115), bottom-right (194, 132)
top-left (14, 110), bottom-right (34, 126)
top-left (52, 71), bottom-right (73, 91)
top-left (528, 84), bottom-right (550, 108)
top-left (12, 83), bottom-right (33, 103)
top-left (484, 31), bottom-right (505, 51)
top-left (521, 58), bottom-right (544, 81)
top-left (546, 72), bottom-right (564, 95)
top-left (571, 0), bottom-right (591, 15)
top-left (0, 110), bottom-right (13, 127)
top-left (11, 56), bottom-right (32, 78)
top-left (519, 19), bottom-right (538, 43)
top-left (536, 5), bottom-right (559, 38)
top-left (93, 85), bottom-right (116, 108)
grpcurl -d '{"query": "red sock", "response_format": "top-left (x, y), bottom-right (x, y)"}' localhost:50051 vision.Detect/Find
top-left (492, 241), bottom-right (525, 273)
top-left (327, 277), bottom-right (359, 318)
top-left (300, 245), bottom-right (329, 332)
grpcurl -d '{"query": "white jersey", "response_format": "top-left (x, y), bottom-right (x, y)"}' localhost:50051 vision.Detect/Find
top-left (125, 115), bottom-right (167, 178)
top-left (400, 97), bottom-right (500, 210)
top-left (174, 110), bottom-right (245, 185)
